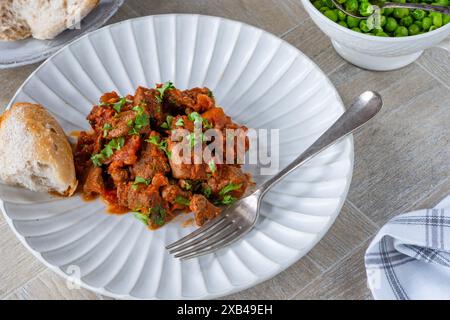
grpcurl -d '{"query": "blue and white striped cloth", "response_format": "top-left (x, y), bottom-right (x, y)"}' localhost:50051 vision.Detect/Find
top-left (365, 196), bottom-right (450, 300)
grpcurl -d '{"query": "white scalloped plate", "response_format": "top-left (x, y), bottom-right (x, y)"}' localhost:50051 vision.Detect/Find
top-left (1, 14), bottom-right (353, 299)
top-left (0, 0), bottom-right (124, 69)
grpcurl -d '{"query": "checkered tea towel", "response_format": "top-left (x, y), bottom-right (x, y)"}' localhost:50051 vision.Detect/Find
top-left (365, 196), bottom-right (450, 300)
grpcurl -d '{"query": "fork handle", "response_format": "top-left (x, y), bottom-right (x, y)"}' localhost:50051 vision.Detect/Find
top-left (259, 91), bottom-right (383, 197)
top-left (382, 2), bottom-right (450, 15)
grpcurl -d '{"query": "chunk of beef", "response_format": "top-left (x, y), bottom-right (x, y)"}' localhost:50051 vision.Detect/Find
top-left (167, 141), bottom-right (208, 180)
top-left (83, 166), bottom-right (104, 199)
top-left (161, 184), bottom-right (191, 210)
top-left (117, 182), bottom-right (162, 210)
top-left (206, 166), bottom-right (249, 198)
top-left (107, 135), bottom-right (141, 167)
top-left (86, 105), bottom-right (116, 133)
top-left (189, 194), bottom-right (220, 226)
top-left (107, 166), bottom-right (129, 186)
top-left (107, 110), bottom-right (142, 138)
top-left (132, 132), bottom-right (170, 180)
top-left (133, 86), bottom-right (167, 127)
top-left (166, 87), bottom-right (215, 113)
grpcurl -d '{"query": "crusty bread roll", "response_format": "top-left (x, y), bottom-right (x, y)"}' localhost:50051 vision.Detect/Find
top-left (0, 0), bottom-right (99, 41)
top-left (0, 103), bottom-right (78, 196)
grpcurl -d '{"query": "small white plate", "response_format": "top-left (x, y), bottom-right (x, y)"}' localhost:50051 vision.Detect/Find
top-left (0, 0), bottom-right (124, 69)
top-left (1, 14), bottom-right (354, 299)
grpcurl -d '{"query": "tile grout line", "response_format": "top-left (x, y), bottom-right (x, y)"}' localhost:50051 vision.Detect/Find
top-left (346, 199), bottom-right (380, 229)
top-left (415, 60), bottom-right (450, 90)
top-left (2, 268), bottom-right (47, 300)
top-left (287, 237), bottom-right (372, 300)
top-left (279, 17), bottom-right (311, 39)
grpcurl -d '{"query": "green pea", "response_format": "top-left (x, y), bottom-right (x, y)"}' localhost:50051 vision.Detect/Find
top-left (412, 10), bottom-right (426, 21)
top-left (400, 16), bottom-right (414, 27)
top-left (429, 25), bottom-right (438, 31)
top-left (360, 19), bottom-right (371, 32)
top-left (359, 2), bottom-right (374, 17)
top-left (385, 17), bottom-right (398, 32)
top-left (337, 10), bottom-right (347, 21)
top-left (336, 0), bottom-right (346, 3)
top-left (383, 8), bottom-right (394, 16)
top-left (394, 0), bottom-right (406, 3)
top-left (375, 31), bottom-right (389, 37)
top-left (324, 10), bottom-right (338, 22)
top-left (444, 15), bottom-right (450, 25)
top-left (413, 20), bottom-right (423, 31)
top-left (313, 0), bottom-right (324, 9)
top-left (323, 0), bottom-right (334, 8)
top-left (351, 27), bottom-right (362, 32)
top-left (345, 0), bottom-right (359, 12)
top-left (380, 15), bottom-right (387, 28)
top-left (433, 0), bottom-right (449, 5)
top-left (422, 17), bottom-right (432, 30)
top-left (393, 8), bottom-right (409, 19)
top-left (394, 26), bottom-right (409, 37)
top-left (347, 16), bottom-right (360, 28)
top-left (338, 21), bottom-right (348, 28)
top-left (430, 12), bottom-right (443, 27)
top-left (408, 24), bottom-right (421, 35)
top-left (319, 6), bottom-right (329, 13)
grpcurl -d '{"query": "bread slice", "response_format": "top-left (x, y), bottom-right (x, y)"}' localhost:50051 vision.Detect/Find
top-left (0, 103), bottom-right (78, 196)
top-left (0, 0), bottom-right (31, 41)
top-left (12, 0), bottom-right (99, 40)
top-left (1, 0), bottom-right (99, 41)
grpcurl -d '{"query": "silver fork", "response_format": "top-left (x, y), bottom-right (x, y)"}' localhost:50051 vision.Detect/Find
top-left (167, 91), bottom-right (383, 259)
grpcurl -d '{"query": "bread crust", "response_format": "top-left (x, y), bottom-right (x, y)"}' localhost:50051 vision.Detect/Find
top-left (0, 103), bottom-right (78, 196)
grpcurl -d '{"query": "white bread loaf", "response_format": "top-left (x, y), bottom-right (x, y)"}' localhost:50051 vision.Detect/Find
top-left (0, 0), bottom-right (99, 41)
top-left (0, 0), bottom-right (31, 41)
top-left (0, 103), bottom-right (78, 196)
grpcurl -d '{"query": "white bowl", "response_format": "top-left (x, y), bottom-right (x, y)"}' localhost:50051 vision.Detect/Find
top-left (1, 14), bottom-right (354, 299)
top-left (301, 0), bottom-right (450, 71)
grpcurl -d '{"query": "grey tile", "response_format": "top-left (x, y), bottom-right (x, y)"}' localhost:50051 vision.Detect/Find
top-left (306, 201), bottom-right (378, 270)
top-left (6, 270), bottom-right (100, 300)
top-left (127, 0), bottom-right (308, 36)
top-left (283, 19), bottom-right (346, 75)
top-left (348, 82), bottom-right (450, 225)
top-left (416, 47), bottom-right (450, 89)
top-left (0, 218), bottom-right (46, 298)
top-left (293, 241), bottom-right (373, 300)
top-left (0, 64), bottom-right (39, 111)
top-left (223, 256), bottom-right (321, 300)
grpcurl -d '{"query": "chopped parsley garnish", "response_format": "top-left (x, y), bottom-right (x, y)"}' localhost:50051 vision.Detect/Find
top-left (221, 194), bottom-right (236, 205)
top-left (128, 105), bottom-right (149, 135)
top-left (132, 176), bottom-right (151, 190)
top-left (146, 135), bottom-right (171, 158)
top-left (160, 115), bottom-right (173, 129)
top-left (208, 159), bottom-right (217, 173)
top-left (174, 196), bottom-right (190, 206)
top-left (175, 118), bottom-right (184, 127)
top-left (151, 205), bottom-right (166, 226)
top-left (203, 186), bottom-right (212, 198)
top-left (188, 112), bottom-right (213, 129)
top-left (186, 131), bottom-right (207, 147)
top-left (207, 89), bottom-right (214, 98)
top-left (182, 180), bottom-right (192, 191)
top-left (219, 183), bottom-right (242, 196)
top-left (155, 81), bottom-right (175, 103)
top-left (102, 123), bottom-right (112, 137)
top-left (132, 212), bottom-right (149, 225)
top-left (90, 137), bottom-right (125, 167)
top-left (112, 97), bottom-right (129, 113)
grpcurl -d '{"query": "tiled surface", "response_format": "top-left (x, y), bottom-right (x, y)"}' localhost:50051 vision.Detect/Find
top-left (1, 0), bottom-right (449, 300)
